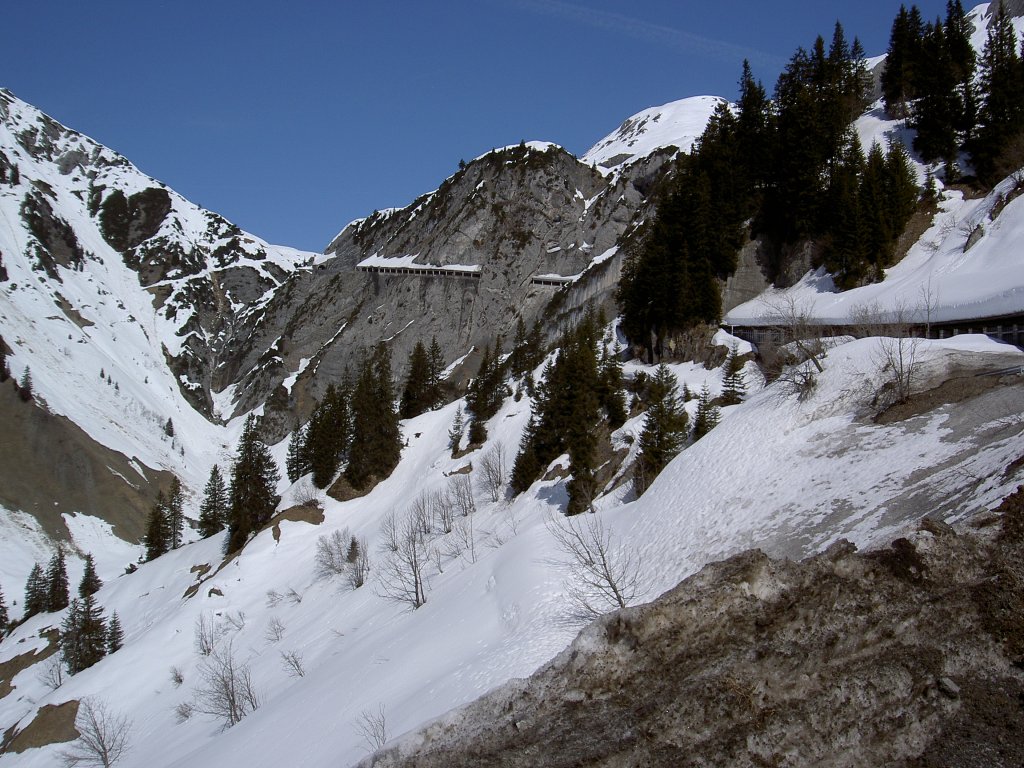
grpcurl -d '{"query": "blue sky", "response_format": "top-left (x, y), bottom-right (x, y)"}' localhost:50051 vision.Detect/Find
top-left (3, 1), bottom-right (957, 251)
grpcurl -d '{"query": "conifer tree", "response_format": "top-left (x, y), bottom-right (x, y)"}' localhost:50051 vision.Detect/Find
top-left (0, 338), bottom-right (9, 383)
top-left (0, 586), bottom-right (7, 635)
top-left (167, 476), bottom-right (185, 549)
top-left (106, 611), bottom-right (124, 653)
top-left (971, 0), bottom-right (1024, 183)
top-left (597, 347), bottom-right (627, 430)
top-left (346, 536), bottom-right (360, 564)
top-left (24, 563), bottom-right (47, 618)
top-left (692, 385), bottom-right (721, 441)
top-left (427, 336), bottom-right (445, 407)
top-left (198, 464), bottom-right (229, 538)
top-left (285, 423), bottom-right (309, 483)
top-left (61, 594), bottom-right (107, 674)
top-left (144, 490), bottom-right (170, 561)
top-left (882, 4), bottom-right (926, 117)
top-left (634, 365), bottom-right (690, 496)
top-left (448, 406), bottom-right (465, 457)
top-left (720, 345), bottom-right (747, 406)
top-left (18, 366), bottom-right (32, 402)
top-left (78, 553), bottom-right (102, 598)
top-left (400, 341), bottom-right (433, 419)
top-left (45, 547), bottom-right (69, 613)
top-left (307, 384), bottom-right (350, 489)
top-left (344, 345), bottom-right (401, 491)
top-left (226, 415), bottom-right (281, 553)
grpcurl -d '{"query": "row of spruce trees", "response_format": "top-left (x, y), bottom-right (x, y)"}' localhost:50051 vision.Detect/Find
top-left (883, 0), bottom-right (1024, 184)
top-left (618, 20), bottom-right (922, 357)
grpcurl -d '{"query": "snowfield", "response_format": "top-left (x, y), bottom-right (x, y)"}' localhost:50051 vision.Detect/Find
top-left (2, 332), bottom-right (1022, 768)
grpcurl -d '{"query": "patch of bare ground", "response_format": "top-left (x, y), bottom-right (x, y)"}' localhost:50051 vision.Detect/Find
top-left (1, 700), bottom-right (79, 754)
top-left (363, 485), bottom-right (1024, 768)
top-left (0, 629), bottom-right (59, 699)
top-left (271, 504), bottom-right (325, 543)
top-left (875, 361), bottom-right (1022, 426)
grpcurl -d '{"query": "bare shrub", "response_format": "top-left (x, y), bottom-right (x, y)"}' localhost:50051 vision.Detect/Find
top-left (265, 616), bottom-right (286, 643)
top-left (378, 510), bottom-right (400, 553)
top-left (193, 640), bottom-right (260, 729)
top-left (479, 442), bottom-right (508, 502)
top-left (853, 300), bottom-right (924, 407)
top-left (315, 528), bottom-right (352, 579)
top-left (433, 488), bottom-right (455, 535)
top-left (285, 587), bottom-right (303, 605)
top-left (265, 589), bottom-right (283, 607)
top-left (355, 704), bottom-right (389, 753)
top-left (194, 613), bottom-right (217, 657)
top-left (292, 477), bottom-right (321, 508)
top-left (169, 666), bottom-right (184, 688)
top-left (223, 610), bottom-right (246, 632)
top-left (448, 474), bottom-right (476, 517)
top-left (173, 700), bottom-right (195, 724)
top-left (759, 295), bottom-right (826, 373)
top-left (348, 537), bottom-right (371, 590)
top-left (280, 649), bottom-right (305, 678)
top-left (38, 655), bottom-right (64, 690)
top-left (547, 515), bottom-right (645, 623)
top-left (409, 493), bottom-right (433, 537)
top-left (446, 515), bottom-right (477, 563)
top-left (376, 514), bottom-right (429, 609)
top-left (59, 697), bottom-right (132, 767)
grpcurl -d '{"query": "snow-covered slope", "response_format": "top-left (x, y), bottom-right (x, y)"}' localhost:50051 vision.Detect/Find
top-left (2, 329), bottom-right (1021, 768)
top-left (582, 95), bottom-right (725, 173)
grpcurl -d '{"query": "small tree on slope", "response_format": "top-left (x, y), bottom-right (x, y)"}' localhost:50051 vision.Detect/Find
top-left (226, 415), bottom-right (281, 553)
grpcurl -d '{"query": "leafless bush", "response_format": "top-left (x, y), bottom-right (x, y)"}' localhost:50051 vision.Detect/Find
top-left (376, 513), bottom-right (429, 609)
top-left (432, 488), bottom-right (455, 534)
top-left (223, 610), bottom-right (246, 632)
top-left (547, 515), bottom-right (645, 624)
top-left (445, 515), bottom-right (477, 563)
top-left (448, 474), bottom-right (476, 518)
top-left (169, 666), bottom-right (184, 688)
top-left (59, 697), bottom-right (132, 767)
top-left (355, 704), bottom-right (389, 753)
top-left (378, 510), bottom-right (400, 553)
top-left (479, 442), bottom-right (508, 502)
top-left (853, 300), bottom-right (924, 408)
top-left (280, 649), bottom-right (305, 678)
top-left (173, 700), bottom-right (195, 724)
top-left (315, 528), bottom-right (352, 579)
top-left (759, 295), bottom-right (826, 373)
top-left (265, 616), bottom-right (286, 643)
top-left (410, 493), bottom-right (434, 537)
top-left (292, 477), bottom-right (321, 508)
top-left (194, 613), bottom-right (217, 657)
top-left (265, 589), bottom-right (283, 607)
top-left (348, 537), bottom-right (371, 590)
top-left (285, 587), bottom-right (303, 605)
top-left (39, 655), bottom-right (64, 690)
top-left (192, 640), bottom-right (260, 729)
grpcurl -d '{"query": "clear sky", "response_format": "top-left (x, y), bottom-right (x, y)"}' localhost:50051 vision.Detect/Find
top-left (3, 1), bottom-right (959, 252)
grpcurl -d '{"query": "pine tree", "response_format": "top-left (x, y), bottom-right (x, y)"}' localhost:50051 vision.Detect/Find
top-left (45, 548), bottom-right (69, 613)
top-left (882, 4), bottom-right (926, 117)
top-left (346, 536), bottom-right (360, 564)
top-left (0, 338), bottom-right (9, 383)
top-left (306, 384), bottom-right (350, 489)
top-left (345, 345), bottom-right (402, 491)
top-left (24, 563), bottom-right (47, 618)
top-left (144, 490), bottom-right (170, 561)
top-left (400, 341), bottom-right (433, 419)
top-left (692, 385), bottom-right (721, 441)
top-left (78, 553), bottom-right (102, 598)
top-left (634, 365), bottom-right (689, 496)
top-left (167, 476), bottom-right (185, 549)
top-left (720, 345), bottom-right (747, 406)
top-left (597, 347), bottom-right (627, 429)
top-left (61, 594), bottom-right (107, 674)
top-left (106, 612), bottom-right (124, 653)
top-left (0, 586), bottom-right (9, 635)
top-left (226, 415), bottom-right (282, 553)
top-left (198, 464), bottom-right (229, 538)
top-left (164, 418), bottom-right (175, 437)
top-left (285, 423), bottom-right (309, 483)
top-left (971, 0), bottom-right (1024, 182)
top-left (427, 336), bottom-right (445, 407)
top-left (448, 406), bottom-right (465, 457)
top-left (18, 366), bottom-right (32, 402)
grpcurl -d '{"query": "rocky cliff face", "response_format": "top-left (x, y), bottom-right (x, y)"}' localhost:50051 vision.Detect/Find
top-left (229, 142), bottom-right (679, 435)
top-left (362, 489), bottom-right (1024, 768)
